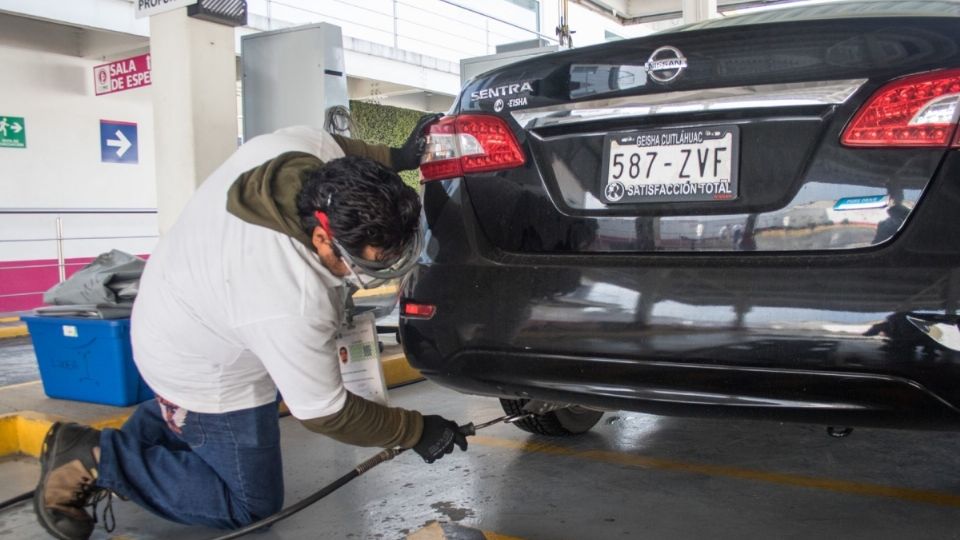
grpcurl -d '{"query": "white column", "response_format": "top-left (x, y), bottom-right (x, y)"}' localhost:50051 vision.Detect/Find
top-left (682, 0), bottom-right (717, 24)
top-left (150, 8), bottom-right (237, 235)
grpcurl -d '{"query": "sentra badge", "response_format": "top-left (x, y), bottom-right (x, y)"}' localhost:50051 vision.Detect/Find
top-left (645, 46), bottom-right (687, 83)
top-left (471, 81), bottom-right (534, 101)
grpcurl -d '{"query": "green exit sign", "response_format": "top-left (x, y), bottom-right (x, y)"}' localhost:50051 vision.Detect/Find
top-left (0, 116), bottom-right (26, 148)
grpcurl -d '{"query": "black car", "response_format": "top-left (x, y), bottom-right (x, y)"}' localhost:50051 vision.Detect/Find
top-left (399, 1), bottom-right (960, 436)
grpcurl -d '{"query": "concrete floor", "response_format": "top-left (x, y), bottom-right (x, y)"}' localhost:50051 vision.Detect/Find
top-left (3, 381), bottom-right (960, 539)
top-left (0, 336), bottom-right (39, 387)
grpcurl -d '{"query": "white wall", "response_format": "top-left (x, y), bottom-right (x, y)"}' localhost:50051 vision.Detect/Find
top-left (252, 0), bottom-right (543, 62)
top-left (0, 45), bottom-right (157, 209)
top-left (0, 42), bottom-right (159, 262)
top-left (0, 0), bottom-right (150, 40)
top-left (555, 2), bottom-right (656, 45)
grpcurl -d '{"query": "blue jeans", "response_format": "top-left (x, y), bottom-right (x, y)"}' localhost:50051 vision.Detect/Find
top-left (97, 398), bottom-right (284, 529)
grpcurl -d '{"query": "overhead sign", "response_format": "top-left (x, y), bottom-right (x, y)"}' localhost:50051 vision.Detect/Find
top-left (0, 116), bottom-right (25, 148)
top-left (94, 54), bottom-right (151, 96)
top-left (135, 0), bottom-right (198, 18)
top-left (100, 121), bottom-right (139, 164)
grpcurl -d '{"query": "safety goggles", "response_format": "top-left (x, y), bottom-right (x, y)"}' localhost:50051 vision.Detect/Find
top-left (314, 211), bottom-right (423, 289)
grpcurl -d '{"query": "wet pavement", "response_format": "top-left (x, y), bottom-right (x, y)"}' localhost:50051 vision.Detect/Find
top-left (0, 336), bottom-right (39, 387)
top-left (4, 380), bottom-right (960, 539)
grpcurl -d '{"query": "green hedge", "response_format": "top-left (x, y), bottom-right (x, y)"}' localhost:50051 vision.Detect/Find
top-left (349, 100), bottom-right (424, 189)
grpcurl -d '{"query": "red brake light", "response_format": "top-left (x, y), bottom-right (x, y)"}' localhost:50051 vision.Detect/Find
top-left (419, 114), bottom-right (526, 182)
top-left (401, 301), bottom-right (436, 319)
top-left (842, 69), bottom-right (960, 148)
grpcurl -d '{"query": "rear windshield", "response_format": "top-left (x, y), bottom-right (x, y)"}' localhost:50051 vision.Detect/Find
top-left (671, 0), bottom-right (960, 32)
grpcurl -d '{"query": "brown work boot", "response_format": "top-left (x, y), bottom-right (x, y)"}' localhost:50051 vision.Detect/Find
top-left (33, 422), bottom-right (105, 540)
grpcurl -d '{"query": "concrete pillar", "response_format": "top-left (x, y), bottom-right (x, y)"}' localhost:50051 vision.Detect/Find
top-left (149, 8), bottom-right (237, 234)
top-left (682, 0), bottom-right (717, 24)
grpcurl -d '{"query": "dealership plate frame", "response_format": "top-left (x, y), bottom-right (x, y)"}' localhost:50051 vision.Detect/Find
top-left (600, 125), bottom-right (741, 205)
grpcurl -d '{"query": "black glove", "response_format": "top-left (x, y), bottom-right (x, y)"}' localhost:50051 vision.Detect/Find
top-left (390, 113), bottom-right (443, 171)
top-left (412, 415), bottom-right (468, 463)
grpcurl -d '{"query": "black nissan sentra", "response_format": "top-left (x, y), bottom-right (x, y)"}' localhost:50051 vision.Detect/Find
top-left (399, 1), bottom-right (960, 436)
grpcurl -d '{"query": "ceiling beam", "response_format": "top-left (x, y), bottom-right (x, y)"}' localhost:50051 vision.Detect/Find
top-left (572, 0), bottom-right (811, 25)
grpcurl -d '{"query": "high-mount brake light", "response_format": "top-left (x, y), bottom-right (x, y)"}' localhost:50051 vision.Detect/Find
top-left (419, 114), bottom-right (526, 182)
top-left (842, 69), bottom-right (960, 148)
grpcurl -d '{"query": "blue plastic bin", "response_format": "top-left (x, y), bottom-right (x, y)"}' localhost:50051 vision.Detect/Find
top-left (23, 316), bottom-right (154, 407)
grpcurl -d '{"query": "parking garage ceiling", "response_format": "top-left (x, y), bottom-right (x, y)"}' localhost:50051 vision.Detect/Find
top-left (575, 0), bottom-right (822, 23)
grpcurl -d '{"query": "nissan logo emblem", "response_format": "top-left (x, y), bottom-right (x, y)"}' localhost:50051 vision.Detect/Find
top-left (645, 46), bottom-right (687, 84)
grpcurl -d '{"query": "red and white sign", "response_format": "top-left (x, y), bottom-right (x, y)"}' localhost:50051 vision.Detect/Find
top-left (94, 54), bottom-right (152, 96)
top-left (135, 0), bottom-right (198, 19)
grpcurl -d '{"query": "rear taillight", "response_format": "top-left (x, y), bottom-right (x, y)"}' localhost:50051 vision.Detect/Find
top-left (401, 301), bottom-right (436, 319)
top-left (419, 114), bottom-right (526, 181)
top-left (842, 69), bottom-right (960, 148)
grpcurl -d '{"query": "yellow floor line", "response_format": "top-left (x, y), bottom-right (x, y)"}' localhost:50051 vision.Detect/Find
top-left (482, 532), bottom-right (524, 540)
top-left (17, 412), bottom-right (62, 457)
top-left (0, 316), bottom-right (20, 323)
top-left (0, 324), bottom-right (28, 339)
top-left (471, 435), bottom-right (960, 509)
top-left (0, 414), bottom-right (20, 456)
top-left (91, 413), bottom-right (134, 431)
top-left (0, 380), bottom-right (42, 391)
top-left (352, 284), bottom-right (399, 299)
top-left (0, 410), bottom-right (133, 458)
top-left (383, 353), bottom-right (424, 387)
top-left (407, 521), bottom-right (523, 540)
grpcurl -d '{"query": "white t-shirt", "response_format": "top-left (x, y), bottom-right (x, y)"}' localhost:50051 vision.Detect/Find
top-left (131, 127), bottom-right (350, 419)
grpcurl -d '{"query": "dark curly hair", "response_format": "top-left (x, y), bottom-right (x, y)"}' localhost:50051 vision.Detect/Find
top-left (296, 156), bottom-right (421, 262)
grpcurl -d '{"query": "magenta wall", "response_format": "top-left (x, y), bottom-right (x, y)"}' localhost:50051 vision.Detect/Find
top-left (0, 255), bottom-right (148, 313)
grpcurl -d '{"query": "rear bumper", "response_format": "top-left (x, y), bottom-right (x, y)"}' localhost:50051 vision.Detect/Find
top-left (401, 155), bottom-right (960, 430)
top-left (412, 349), bottom-right (960, 430)
top-left (400, 256), bottom-right (960, 429)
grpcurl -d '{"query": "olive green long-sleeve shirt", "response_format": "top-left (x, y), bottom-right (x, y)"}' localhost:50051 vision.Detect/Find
top-left (225, 131), bottom-right (423, 449)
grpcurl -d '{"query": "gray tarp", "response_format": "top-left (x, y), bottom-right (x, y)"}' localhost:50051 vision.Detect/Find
top-left (40, 250), bottom-right (145, 318)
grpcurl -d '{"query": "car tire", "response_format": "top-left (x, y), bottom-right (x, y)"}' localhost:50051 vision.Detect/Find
top-left (499, 398), bottom-right (603, 436)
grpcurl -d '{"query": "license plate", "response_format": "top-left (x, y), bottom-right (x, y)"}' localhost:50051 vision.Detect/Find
top-left (602, 126), bottom-right (739, 204)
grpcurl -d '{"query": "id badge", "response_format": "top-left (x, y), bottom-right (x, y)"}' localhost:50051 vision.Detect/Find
top-left (335, 311), bottom-right (389, 406)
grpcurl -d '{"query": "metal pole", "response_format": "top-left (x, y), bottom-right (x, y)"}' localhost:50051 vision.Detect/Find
top-left (485, 18), bottom-right (490, 53)
top-left (0, 208), bottom-right (157, 214)
top-left (535, 0), bottom-right (541, 33)
top-left (55, 217), bottom-right (66, 283)
top-left (393, 0), bottom-right (399, 48)
top-left (556, 0), bottom-right (572, 48)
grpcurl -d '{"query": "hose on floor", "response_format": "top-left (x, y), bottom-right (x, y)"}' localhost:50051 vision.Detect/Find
top-left (210, 416), bottom-right (524, 540)
top-left (0, 449), bottom-right (406, 538)
top-left (7, 415), bottom-right (523, 538)
top-left (0, 490), bottom-right (33, 510)
top-left (210, 447), bottom-right (406, 540)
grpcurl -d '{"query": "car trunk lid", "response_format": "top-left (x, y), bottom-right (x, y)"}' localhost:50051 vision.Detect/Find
top-left (450, 16), bottom-right (960, 253)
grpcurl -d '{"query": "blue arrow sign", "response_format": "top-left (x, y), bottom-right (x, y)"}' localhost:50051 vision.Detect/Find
top-left (100, 120), bottom-right (138, 164)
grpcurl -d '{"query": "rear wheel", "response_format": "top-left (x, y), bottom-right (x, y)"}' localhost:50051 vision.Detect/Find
top-left (499, 398), bottom-right (604, 436)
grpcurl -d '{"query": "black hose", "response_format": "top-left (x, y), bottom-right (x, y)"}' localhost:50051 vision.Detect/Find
top-left (2, 461), bottom-right (369, 539)
top-left (2, 459), bottom-right (379, 539)
top-left (11, 420), bottom-right (489, 538)
top-left (0, 490), bottom-right (33, 510)
top-left (3, 449), bottom-right (404, 539)
top-left (210, 448), bottom-right (405, 540)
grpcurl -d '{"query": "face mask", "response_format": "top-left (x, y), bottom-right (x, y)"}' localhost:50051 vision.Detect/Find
top-left (315, 211), bottom-right (423, 290)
